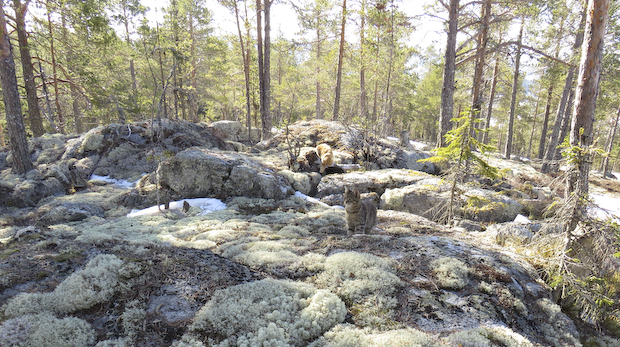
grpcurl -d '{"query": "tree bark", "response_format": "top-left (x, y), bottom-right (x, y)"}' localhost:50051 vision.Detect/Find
top-left (566, 0), bottom-right (609, 234)
top-left (47, 2), bottom-right (65, 133)
top-left (14, 0), bottom-right (44, 137)
top-left (256, 0), bottom-right (265, 138)
top-left (470, 0), bottom-right (491, 117)
top-left (332, 0), bottom-right (346, 121)
top-left (262, 0), bottom-right (272, 139)
top-left (438, 0), bottom-right (459, 148)
top-left (537, 83), bottom-right (555, 159)
top-left (233, 0), bottom-right (252, 142)
top-left (542, 6), bottom-right (587, 173)
top-left (0, 1), bottom-right (32, 173)
top-left (482, 52), bottom-right (499, 145)
top-left (359, 0), bottom-right (367, 122)
top-left (600, 105), bottom-right (620, 176)
top-left (505, 23), bottom-right (523, 160)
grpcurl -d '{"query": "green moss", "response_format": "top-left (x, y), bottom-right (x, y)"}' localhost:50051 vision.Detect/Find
top-left (0, 248), bottom-right (19, 260)
top-left (54, 248), bottom-right (84, 262)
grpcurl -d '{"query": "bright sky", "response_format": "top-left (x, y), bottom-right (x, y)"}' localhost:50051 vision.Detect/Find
top-left (143, 0), bottom-right (445, 50)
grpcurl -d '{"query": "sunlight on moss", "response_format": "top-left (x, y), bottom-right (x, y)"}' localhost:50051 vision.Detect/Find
top-left (0, 312), bottom-right (95, 347)
top-left (3, 254), bottom-right (129, 317)
top-left (309, 324), bottom-right (438, 347)
top-left (179, 278), bottom-right (346, 347)
top-left (446, 325), bottom-right (535, 347)
top-left (430, 257), bottom-right (471, 290)
top-left (312, 251), bottom-right (403, 327)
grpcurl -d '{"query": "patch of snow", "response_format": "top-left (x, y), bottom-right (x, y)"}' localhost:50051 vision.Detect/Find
top-left (590, 194), bottom-right (620, 222)
top-left (90, 174), bottom-right (142, 189)
top-left (613, 172), bottom-right (620, 180)
top-left (386, 136), bottom-right (399, 142)
top-left (514, 214), bottom-right (531, 224)
top-left (410, 140), bottom-right (431, 151)
top-left (294, 191), bottom-right (332, 208)
top-left (126, 198), bottom-right (226, 218)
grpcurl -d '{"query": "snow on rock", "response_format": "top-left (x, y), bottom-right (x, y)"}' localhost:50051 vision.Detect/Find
top-left (126, 198), bottom-right (226, 218)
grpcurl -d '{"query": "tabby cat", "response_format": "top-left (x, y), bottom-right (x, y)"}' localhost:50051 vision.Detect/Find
top-left (344, 187), bottom-right (377, 236)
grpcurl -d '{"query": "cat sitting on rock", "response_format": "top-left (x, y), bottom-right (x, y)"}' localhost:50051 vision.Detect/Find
top-left (344, 187), bottom-right (377, 236)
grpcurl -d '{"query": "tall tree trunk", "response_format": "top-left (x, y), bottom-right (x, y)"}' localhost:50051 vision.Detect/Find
top-left (359, 0), bottom-right (367, 122)
top-left (527, 85), bottom-right (542, 159)
top-left (262, 0), bottom-right (272, 139)
top-left (47, 3), bottom-right (64, 133)
top-left (381, 0), bottom-right (395, 137)
top-left (566, 0), bottom-right (609, 235)
top-left (332, 0), bottom-right (346, 121)
top-left (470, 0), bottom-right (491, 117)
top-left (14, 0), bottom-right (44, 137)
top-left (438, 0), bottom-right (459, 147)
top-left (505, 23), bottom-right (524, 160)
top-left (0, 1), bottom-right (32, 173)
top-left (536, 21), bottom-right (565, 159)
top-left (542, 6), bottom-right (587, 173)
top-left (601, 105), bottom-right (620, 176)
top-left (189, 11), bottom-right (197, 121)
top-left (537, 82), bottom-right (555, 159)
top-left (315, 11), bottom-right (322, 120)
top-left (482, 51), bottom-right (499, 145)
top-left (256, 0), bottom-right (265, 139)
top-left (233, 1), bottom-right (252, 142)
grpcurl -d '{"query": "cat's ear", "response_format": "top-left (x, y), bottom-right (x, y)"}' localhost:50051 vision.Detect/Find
top-left (354, 188), bottom-right (360, 198)
top-left (344, 186), bottom-right (349, 194)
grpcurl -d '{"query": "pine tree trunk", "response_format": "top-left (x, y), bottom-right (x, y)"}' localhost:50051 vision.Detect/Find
top-left (332, 0), bottom-right (346, 121)
top-left (505, 23), bottom-right (523, 160)
top-left (233, 1), bottom-right (252, 142)
top-left (263, 0), bottom-right (272, 139)
top-left (438, 0), bottom-right (459, 148)
top-left (542, 6), bottom-right (587, 173)
top-left (537, 84), bottom-right (555, 159)
top-left (256, 0), bottom-right (265, 139)
top-left (315, 9), bottom-right (322, 120)
top-left (470, 0), bottom-right (491, 117)
top-left (14, 0), bottom-right (44, 137)
top-left (482, 53), bottom-right (499, 145)
top-left (566, 0), bottom-right (609, 234)
top-left (600, 105), bottom-right (620, 176)
top-left (47, 3), bottom-right (64, 133)
top-left (0, 2), bottom-right (32, 173)
top-left (360, 0), bottom-right (367, 122)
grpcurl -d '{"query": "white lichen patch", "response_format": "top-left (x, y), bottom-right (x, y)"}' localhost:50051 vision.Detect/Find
top-left (430, 257), bottom-right (471, 290)
top-left (3, 254), bottom-right (127, 317)
top-left (446, 325), bottom-right (535, 347)
top-left (0, 312), bottom-right (96, 347)
top-left (182, 278), bottom-right (346, 347)
top-left (312, 251), bottom-right (403, 327)
top-left (309, 324), bottom-right (438, 347)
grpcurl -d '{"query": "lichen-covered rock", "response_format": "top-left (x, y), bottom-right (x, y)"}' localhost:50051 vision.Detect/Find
top-left (0, 177), bottom-right (65, 207)
top-left (394, 148), bottom-right (437, 174)
top-left (210, 120), bottom-right (261, 143)
top-left (380, 180), bottom-right (523, 223)
top-left (278, 170), bottom-right (321, 196)
top-left (155, 148), bottom-right (293, 200)
top-left (317, 169), bottom-right (431, 199)
top-left (35, 202), bottom-right (105, 226)
top-left (482, 221), bottom-right (540, 246)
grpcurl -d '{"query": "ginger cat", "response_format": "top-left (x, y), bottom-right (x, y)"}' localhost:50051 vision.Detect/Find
top-left (316, 143), bottom-right (334, 174)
